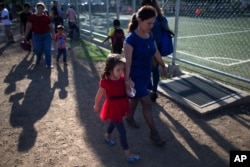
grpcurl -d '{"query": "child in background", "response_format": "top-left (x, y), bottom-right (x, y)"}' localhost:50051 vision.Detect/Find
top-left (94, 54), bottom-right (139, 162)
top-left (54, 25), bottom-right (67, 65)
top-left (102, 19), bottom-right (125, 54)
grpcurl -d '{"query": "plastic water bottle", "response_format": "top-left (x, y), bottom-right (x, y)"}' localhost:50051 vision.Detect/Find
top-left (128, 87), bottom-right (136, 97)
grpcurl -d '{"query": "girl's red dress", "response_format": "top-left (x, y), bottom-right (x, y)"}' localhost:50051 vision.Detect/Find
top-left (100, 76), bottom-right (129, 123)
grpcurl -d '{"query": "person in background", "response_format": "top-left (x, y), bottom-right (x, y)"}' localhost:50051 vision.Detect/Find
top-left (102, 19), bottom-right (125, 54)
top-left (59, 6), bottom-right (65, 25)
top-left (0, 3), bottom-right (14, 44)
top-left (20, 2), bottom-right (33, 51)
top-left (141, 0), bottom-right (173, 102)
top-left (24, 2), bottom-right (55, 69)
top-left (51, 0), bottom-right (63, 33)
top-left (50, 1), bottom-right (58, 25)
top-left (66, 5), bottom-right (77, 37)
top-left (94, 54), bottom-right (140, 162)
top-left (44, 6), bottom-right (49, 15)
top-left (195, 8), bottom-right (201, 17)
top-left (54, 25), bottom-right (67, 65)
top-left (123, 5), bottom-right (167, 146)
top-left (32, 4), bottom-right (36, 13)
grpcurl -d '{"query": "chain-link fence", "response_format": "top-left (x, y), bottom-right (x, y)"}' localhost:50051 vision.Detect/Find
top-left (170, 0), bottom-right (250, 91)
top-left (21, 0), bottom-right (250, 90)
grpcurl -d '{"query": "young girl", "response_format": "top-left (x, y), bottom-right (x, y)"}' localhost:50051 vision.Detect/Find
top-left (94, 54), bottom-right (139, 162)
top-left (54, 25), bottom-right (67, 65)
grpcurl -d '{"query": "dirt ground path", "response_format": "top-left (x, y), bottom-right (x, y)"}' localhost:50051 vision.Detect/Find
top-left (0, 24), bottom-right (250, 167)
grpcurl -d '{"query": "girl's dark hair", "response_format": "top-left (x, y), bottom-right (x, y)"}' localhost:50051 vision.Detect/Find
top-left (101, 54), bottom-right (125, 79)
top-left (128, 5), bottom-right (157, 33)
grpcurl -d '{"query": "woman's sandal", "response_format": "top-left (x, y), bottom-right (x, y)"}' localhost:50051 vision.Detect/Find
top-left (150, 132), bottom-right (166, 146)
top-left (104, 139), bottom-right (115, 147)
top-left (125, 118), bottom-right (140, 129)
top-left (126, 155), bottom-right (140, 163)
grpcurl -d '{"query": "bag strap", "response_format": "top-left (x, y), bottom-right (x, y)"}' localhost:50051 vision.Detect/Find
top-left (158, 17), bottom-right (175, 38)
top-left (158, 16), bottom-right (167, 30)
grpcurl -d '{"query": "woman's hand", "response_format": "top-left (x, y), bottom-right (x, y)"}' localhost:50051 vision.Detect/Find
top-left (125, 78), bottom-right (135, 89)
top-left (161, 65), bottom-right (168, 78)
top-left (125, 78), bottom-right (135, 95)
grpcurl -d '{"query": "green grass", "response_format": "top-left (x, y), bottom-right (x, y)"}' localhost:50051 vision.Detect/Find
top-left (70, 40), bottom-right (109, 61)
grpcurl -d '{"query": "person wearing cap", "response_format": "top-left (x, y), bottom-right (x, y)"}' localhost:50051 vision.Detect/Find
top-left (24, 2), bottom-right (55, 69)
top-left (54, 25), bottom-right (67, 65)
top-left (0, 3), bottom-right (14, 44)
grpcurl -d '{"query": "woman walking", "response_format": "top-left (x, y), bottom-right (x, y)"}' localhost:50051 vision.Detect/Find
top-left (124, 5), bottom-right (167, 146)
top-left (24, 2), bottom-right (55, 69)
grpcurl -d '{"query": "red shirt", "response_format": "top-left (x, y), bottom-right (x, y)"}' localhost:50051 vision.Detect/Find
top-left (28, 14), bottom-right (51, 34)
top-left (55, 33), bottom-right (67, 49)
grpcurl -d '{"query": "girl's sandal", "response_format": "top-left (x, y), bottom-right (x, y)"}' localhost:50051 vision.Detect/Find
top-left (104, 139), bottom-right (115, 147)
top-left (126, 155), bottom-right (140, 163)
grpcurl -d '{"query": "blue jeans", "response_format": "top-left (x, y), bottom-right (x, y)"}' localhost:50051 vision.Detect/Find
top-left (107, 121), bottom-right (128, 150)
top-left (56, 48), bottom-right (67, 62)
top-left (32, 32), bottom-right (52, 66)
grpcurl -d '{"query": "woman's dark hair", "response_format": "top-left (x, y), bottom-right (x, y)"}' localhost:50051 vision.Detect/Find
top-left (101, 54), bottom-right (125, 79)
top-left (127, 5), bottom-right (156, 33)
top-left (141, 0), bottom-right (164, 21)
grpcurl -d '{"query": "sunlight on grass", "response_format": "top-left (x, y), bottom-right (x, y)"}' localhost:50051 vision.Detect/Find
top-left (72, 40), bottom-right (109, 62)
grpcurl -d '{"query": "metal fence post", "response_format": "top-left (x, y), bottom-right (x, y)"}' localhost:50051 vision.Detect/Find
top-left (88, 0), bottom-right (93, 39)
top-left (116, 0), bottom-right (119, 20)
top-left (106, 0), bottom-right (109, 34)
top-left (172, 0), bottom-right (180, 66)
top-left (132, 0), bottom-right (136, 13)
